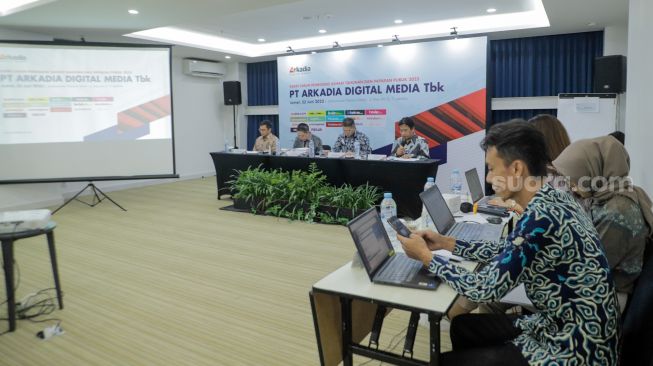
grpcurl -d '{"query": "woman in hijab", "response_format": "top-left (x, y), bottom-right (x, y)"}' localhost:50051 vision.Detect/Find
top-left (553, 136), bottom-right (653, 311)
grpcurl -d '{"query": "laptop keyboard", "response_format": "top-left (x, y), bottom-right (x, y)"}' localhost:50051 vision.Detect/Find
top-left (376, 255), bottom-right (423, 283)
top-left (449, 223), bottom-right (499, 241)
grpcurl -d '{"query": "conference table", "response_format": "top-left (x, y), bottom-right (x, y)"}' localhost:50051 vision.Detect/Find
top-left (209, 152), bottom-right (439, 219)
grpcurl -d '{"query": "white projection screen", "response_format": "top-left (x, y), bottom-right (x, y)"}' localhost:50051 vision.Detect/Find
top-left (0, 41), bottom-right (177, 183)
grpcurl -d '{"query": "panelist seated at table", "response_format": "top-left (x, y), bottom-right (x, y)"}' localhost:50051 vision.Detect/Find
top-left (332, 117), bottom-right (372, 157)
top-left (398, 121), bottom-right (619, 366)
top-left (390, 117), bottom-right (430, 159)
top-left (292, 123), bottom-right (323, 156)
top-left (253, 120), bottom-right (279, 153)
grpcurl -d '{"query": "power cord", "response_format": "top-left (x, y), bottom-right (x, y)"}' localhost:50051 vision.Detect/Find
top-left (0, 260), bottom-right (21, 306)
top-left (0, 288), bottom-right (64, 337)
top-left (359, 326), bottom-right (408, 366)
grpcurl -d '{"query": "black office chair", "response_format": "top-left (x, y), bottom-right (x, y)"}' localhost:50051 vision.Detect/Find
top-left (620, 243), bottom-right (653, 366)
top-left (322, 145), bottom-right (331, 151)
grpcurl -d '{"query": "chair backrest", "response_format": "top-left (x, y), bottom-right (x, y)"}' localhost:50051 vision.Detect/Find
top-left (620, 244), bottom-right (653, 366)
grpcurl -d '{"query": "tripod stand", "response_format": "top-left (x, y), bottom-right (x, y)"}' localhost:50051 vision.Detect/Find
top-left (52, 183), bottom-right (127, 214)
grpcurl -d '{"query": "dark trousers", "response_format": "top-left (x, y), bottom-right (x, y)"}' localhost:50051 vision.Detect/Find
top-left (441, 313), bottom-right (530, 366)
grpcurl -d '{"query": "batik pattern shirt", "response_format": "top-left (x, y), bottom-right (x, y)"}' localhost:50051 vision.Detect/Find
top-left (589, 195), bottom-right (649, 294)
top-left (332, 131), bottom-right (372, 155)
top-left (427, 185), bottom-right (619, 365)
top-left (390, 135), bottom-right (430, 159)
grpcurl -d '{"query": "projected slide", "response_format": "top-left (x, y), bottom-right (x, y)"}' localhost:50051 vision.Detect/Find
top-left (0, 42), bottom-right (176, 183)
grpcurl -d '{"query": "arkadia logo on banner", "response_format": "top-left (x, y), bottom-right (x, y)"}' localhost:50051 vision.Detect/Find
top-left (0, 54), bottom-right (27, 62)
top-left (289, 66), bottom-right (311, 73)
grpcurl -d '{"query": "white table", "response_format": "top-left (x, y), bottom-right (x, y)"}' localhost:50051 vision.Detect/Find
top-left (310, 257), bottom-right (476, 366)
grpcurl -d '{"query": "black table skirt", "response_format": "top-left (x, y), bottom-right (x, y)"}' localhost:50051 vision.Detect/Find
top-left (210, 152), bottom-right (439, 219)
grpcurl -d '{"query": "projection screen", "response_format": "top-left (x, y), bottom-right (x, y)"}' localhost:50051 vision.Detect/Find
top-left (0, 41), bottom-right (177, 183)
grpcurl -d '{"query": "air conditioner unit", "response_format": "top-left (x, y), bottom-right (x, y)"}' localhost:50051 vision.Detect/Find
top-left (183, 58), bottom-right (226, 78)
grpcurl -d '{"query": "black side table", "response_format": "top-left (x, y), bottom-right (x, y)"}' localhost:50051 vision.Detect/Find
top-left (1, 222), bottom-right (63, 332)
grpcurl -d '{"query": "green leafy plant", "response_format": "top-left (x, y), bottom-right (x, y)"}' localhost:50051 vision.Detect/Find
top-left (227, 163), bottom-right (382, 225)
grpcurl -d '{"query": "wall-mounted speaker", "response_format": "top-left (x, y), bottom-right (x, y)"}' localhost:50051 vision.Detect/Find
top-left (593, 55), bottom-right (626, 94)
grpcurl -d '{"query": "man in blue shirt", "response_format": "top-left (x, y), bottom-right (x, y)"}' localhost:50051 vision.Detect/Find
top-left (332, 117), bottom-right (372, 157)
top-left (399, 121), bottom-right (619, 365)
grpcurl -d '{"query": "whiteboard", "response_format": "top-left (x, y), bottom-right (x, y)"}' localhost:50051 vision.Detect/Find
top-left (557, 93), bottom-right (618, 142)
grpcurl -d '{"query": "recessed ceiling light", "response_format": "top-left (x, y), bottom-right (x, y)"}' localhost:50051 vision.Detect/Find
top-left (394, 19), bottom-right (403, 24)
top-left (377, 44), bottom-right (383, 47)
top-left (127, 3), bottom-right (550, 58)
top-left (311, 51), bottom-right (317, 54)
top-left (318, 29), bottom-right (327, 34)
top-left (128, 9), bottom-right (139, 15)
top-left (225, 55), bottom-right (231, 59)
top-left (486, 8), bottom-right (497, 13)
top-left (257, 38), bottom-right (265, 42)
top-left (587, 22), bottom-right (596, 26)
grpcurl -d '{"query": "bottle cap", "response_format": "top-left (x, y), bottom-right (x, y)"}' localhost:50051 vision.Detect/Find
top-left (383, 192), bottom-right (392, 199)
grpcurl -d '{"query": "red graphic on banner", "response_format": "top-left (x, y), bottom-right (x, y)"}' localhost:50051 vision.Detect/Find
top-left (394, 89), bottom-right (486, 148)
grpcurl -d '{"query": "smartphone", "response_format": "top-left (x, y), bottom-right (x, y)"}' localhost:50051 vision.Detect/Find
top-left (386, 216), bottom-right (412, 237)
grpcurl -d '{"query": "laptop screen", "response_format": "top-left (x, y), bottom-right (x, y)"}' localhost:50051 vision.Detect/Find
top-left (465, 168), bottom-right (485, 203)
top-left (419, 184), bottom-right (456, 234)
top-left (347, 208), bottom-right (393, 277)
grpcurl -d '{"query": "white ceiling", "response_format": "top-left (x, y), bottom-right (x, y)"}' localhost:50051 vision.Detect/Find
top-left (0, 0), bottom-right (629, 62)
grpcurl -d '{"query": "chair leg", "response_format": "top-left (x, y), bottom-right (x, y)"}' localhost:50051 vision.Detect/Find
top-left (46, 232), bottom-right (64, 309)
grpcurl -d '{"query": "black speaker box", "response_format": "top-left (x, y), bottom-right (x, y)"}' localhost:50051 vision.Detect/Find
top-left (593, 55), bottom-right (626, 94)
top-left (223, 81), bottom-right (242, 105)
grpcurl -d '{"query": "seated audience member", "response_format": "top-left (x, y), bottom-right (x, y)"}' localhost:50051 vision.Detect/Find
top-left (489, 115), bottom-right (571, 214)
top-left (398, 121), bottom-right (619, 365)
top-left (292, 123), bottom-right (323, 155)
top-left (332, 117), bottom-right (372, 156)
top-left (553, 136), bottom-right (653, 311)
top-left (253, 120), bottom-right (279, 152)
top-left (609, 130), bottom-right (625, 145)
top-left (390, 117), bottom-right (430, 159)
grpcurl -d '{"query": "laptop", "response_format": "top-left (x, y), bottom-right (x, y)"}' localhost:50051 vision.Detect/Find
top-left (465, 168), bottom-right (510, 217)
top-left (347, 208), bottom-right (439, 290)
top-left (420, 184), bottom-right (504, 241)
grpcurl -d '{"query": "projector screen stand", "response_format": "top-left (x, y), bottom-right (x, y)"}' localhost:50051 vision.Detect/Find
top-left (52, 183), bottom-right (127, 214)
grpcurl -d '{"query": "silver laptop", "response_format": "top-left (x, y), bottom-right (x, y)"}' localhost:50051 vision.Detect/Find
top-left (419, 184), bottom-right (504, 241)
top-left (347, 208), bottom-right (439, 290)
top-left (465, 168), bottom-right (495, 206)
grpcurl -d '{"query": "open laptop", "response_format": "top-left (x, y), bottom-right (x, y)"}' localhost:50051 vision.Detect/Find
top-left (347, 208), bottom-right (439, 290)
top-left (420, 184), bottom-right (504, 241)
top-left (465, 168), bottom-right (510, 217)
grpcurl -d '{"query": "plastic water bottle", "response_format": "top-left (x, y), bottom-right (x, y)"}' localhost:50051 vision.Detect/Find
top-left (308, 139), bottom-right (315, 158)
top-left (450, 169), bottom-right (463, 196)
top-left (354, 140), bottom-right (361, 159)
top-left (422, 177), bottom-right (435, 229)
top-left (380, 192), bottom-right (398, 241)
top-left (224, 138), bottom-right (229, 152)
top-left (275, 140), bottom-right (281, 156)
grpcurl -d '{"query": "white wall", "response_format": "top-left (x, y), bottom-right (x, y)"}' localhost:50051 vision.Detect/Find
top-left (0, 30), bottom-right (234, 210)
top-left (604, 25), bottom-right (628, 56)
top-left (625, 0), bottom-right (653, 193)
top-left (603, 25), bottom-right (628, 132)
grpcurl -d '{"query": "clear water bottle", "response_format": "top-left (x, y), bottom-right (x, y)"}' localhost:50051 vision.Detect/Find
top-left (275, 140), bottom-right (281, 156)
top-left (450, 169), bottom-right (463, 196)
top-left (308, 138), bottom-right (315, 158)
top-left (224, 137), bottom-right (229, 152)
top-left (380, 192), bottom-right (398, 239)
top-left (422, 177), bottom-right (435, 229)
top-left (354, 140), bottom-right (361, 159)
